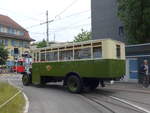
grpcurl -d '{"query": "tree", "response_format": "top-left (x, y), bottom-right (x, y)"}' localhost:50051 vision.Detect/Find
top-left (0, 45), bottom-right (8, 65)
top-left (117, 0), bottom-right (150, 44)
top-left (74, 29), bottom-right (91, 42)
top-left (37, 39), bottom-right (47, 48)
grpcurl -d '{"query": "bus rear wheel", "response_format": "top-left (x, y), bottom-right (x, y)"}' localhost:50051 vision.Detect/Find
top-left (22, 74), bottom-right (31, 86)
top-left (66, 75), bottom-right (82, 93)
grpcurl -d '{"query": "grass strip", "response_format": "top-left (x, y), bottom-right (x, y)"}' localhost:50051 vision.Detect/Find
top-left (0, 82), bottom-right (25, 113)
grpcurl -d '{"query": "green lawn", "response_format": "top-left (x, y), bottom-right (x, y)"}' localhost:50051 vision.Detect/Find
top-left (0, 82), bottom-right (25, 113)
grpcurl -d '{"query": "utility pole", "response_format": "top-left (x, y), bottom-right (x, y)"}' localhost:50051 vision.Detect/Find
top-left (40, 10), bottom-right (54, 46)
top-left (46, 10), bottom-right (49, 44)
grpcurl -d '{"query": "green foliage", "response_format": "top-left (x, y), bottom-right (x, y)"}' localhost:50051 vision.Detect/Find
top-left (0, 45), bottom-right (8, 65)
top-left (37, 39), bottom-right (47, 48)
top-left (117, 0), bottom-right (150, 44)
top-left (74, 29), bottom-right (91, 42)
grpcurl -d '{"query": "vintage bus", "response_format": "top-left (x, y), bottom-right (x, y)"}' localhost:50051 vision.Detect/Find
top-left (12, 59), bottom-right (25, 73)
top-left (22, 39), bottom-right (125, 93)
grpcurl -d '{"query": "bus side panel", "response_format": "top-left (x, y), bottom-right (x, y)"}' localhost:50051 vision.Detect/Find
top-left (71, 59), bottom-right (125, 78)
top-left (32, 59), bottom-right (125, 84)
top-left (32, 63), bottom-right (41, 84)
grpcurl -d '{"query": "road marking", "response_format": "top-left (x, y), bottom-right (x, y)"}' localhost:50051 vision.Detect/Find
top-left (110, 96), bottom-right (150, 113)
top-left (23, 92), bottom-right (29, 113)
top-left (0, 90), bottom-right (21, 109)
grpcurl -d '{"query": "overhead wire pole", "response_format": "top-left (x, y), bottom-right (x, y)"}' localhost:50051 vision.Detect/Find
top-left (46, 10), bottom-right (49, 45)
top-left (40, 10), bottom-right (54, 46)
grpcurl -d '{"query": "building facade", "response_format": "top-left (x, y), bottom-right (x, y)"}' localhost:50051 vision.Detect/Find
top-left (0, 14), bottom-right (34, 67)
top-left (91, 0), bottom-right (125, 42)
top-left (124, 44), bottom-right (150, 83)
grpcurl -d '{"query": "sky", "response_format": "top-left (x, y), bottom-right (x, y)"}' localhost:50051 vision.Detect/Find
top-left (0, 0), bottom-right (91, 42)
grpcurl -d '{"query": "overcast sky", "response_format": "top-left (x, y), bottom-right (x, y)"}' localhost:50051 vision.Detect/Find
top-left (0, 0), bottom-right (91, 42)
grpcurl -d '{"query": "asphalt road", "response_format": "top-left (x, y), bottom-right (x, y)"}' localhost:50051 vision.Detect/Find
top-left (1, 74), bottom-right (150, 113)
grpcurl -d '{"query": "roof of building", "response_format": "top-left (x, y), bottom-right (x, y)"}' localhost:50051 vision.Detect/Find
top-left (0, 14), bottom-right (35, 41)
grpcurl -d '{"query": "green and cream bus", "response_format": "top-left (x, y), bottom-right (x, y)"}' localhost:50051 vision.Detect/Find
top-left (22, 39), bottom-right (125, 93)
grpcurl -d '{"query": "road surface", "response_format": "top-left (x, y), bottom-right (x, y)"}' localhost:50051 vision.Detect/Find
top-left (1, 74), bottom-right (150, 113)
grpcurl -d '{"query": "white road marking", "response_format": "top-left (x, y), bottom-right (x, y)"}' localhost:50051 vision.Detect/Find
top-left (23, 92), bottom-right (29, 113)
top-left (110, 96), bottom-right (150, 113)
top-left (0, 90), bottom-right (21, 109)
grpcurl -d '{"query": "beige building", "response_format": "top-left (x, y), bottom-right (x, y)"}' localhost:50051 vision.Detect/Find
top-left (0, 14), bottom-right (34, 66)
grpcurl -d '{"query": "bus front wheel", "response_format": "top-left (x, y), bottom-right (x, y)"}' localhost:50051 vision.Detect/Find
top-left (66, 75), bottom-right (82, 93)
top-left (22, 74), bottom-right (31, 86)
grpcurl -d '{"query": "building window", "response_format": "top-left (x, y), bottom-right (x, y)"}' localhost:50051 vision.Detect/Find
top-left (5, 39), bottom-right (8, 46)
top-left (119, 26), bottom-right (124, 36)
top-left (19, 31), bottom-right (24, 36)
top-left (23, 41), bottom-right (29, 48)
top-left (14, 48), bottom-right (19, 55)
top-left (8, 27), bottom-right (14, 34)
top-left (0, 39), bottom-right (5, 45)
top-left (19, 41), bottom-right (23, 47)
top-left (11, 40), bottom-right (15, 46)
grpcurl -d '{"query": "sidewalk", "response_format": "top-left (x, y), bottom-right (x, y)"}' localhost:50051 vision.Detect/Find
top-left (103, 82), bottom-right (150, 94)
top-left (0, 73), bottom-right (19, 76)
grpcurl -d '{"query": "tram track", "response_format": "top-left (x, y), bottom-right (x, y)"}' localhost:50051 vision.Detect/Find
top-left (81, 93), bottom-right (150, 113)
top-left (95, 89), bottom-right (150, 106)
top-left (80, 94), bottom-right (116, 113)
top-left (110, 95), bottom-right (150, 106)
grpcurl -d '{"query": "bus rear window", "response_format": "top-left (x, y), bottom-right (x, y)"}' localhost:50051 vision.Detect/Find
top-left (93, 47), bottom-right (102, 58)
top-left (116, 45), bottom-right (121, 58)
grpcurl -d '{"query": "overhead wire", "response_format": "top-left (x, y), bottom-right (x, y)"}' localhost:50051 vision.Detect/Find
top-left (0, 7), bottom-right (44, 22)
top-left (25, 0), bottom-right (80, 29)
top-left (55, 0), bottom-right (79, 18)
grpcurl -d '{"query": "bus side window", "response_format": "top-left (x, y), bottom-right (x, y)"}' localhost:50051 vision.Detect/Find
top-left (59, 50), bottom-right (73, 61)
top-left (65, 50), bottom-right (73, 60)
top-left (59, 51), bottom-right (65, 61)
top-left (34, 53), bottom-right (36, 61)
top-left (116, 45), bottom-right (121, 58)
top-left (53, 52), bottom-right (58, 61)
top-left (74, 49), bottom-right (80, 59)
top-left (46, 52), bottom-right (51, 61)
top-left (93, 47), bottom-right (102, 58)
top-left (37, 52), bottom-right (39, 61)
top-left (41, 53), bottom-right (45, 61)
top-left (46, 52), bottom-right (58, 61)
top-left (74, 48), bottom-right (91, 59)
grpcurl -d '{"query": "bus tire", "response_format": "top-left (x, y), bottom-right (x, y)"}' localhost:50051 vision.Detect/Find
top-left (66, 75), bottom-right (82, 93)
top-left (22, 74), bottom-right (31, 86)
